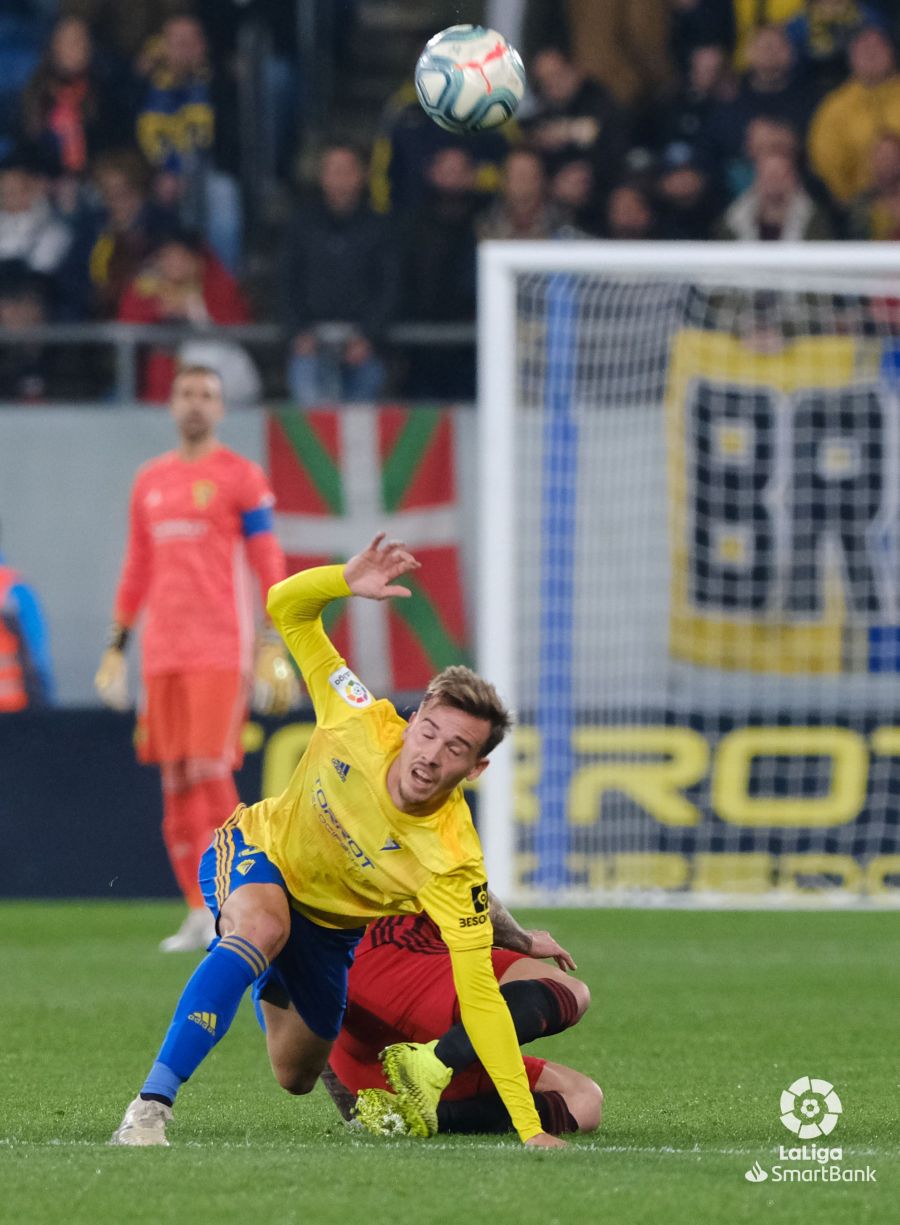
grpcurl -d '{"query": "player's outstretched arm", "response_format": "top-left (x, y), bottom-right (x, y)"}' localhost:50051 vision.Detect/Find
top-left (266, 534), bottom-right (417, 721)
top-left (488, 891), bottom-right (577, 971)
top-left (343, 533), bottom-right (420, 600)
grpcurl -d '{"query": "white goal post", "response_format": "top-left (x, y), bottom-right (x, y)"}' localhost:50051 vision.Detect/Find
top-left (477, 241), bottom-right (900, 907)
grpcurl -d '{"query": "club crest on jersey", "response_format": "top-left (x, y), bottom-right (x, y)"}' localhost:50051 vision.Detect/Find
top-left (328, 666), bottom-right (373, 708)
top-left (192, 479), bottom-right (217, 508)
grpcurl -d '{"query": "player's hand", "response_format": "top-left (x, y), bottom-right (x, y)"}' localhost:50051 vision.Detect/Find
top-left (344, 532), bottom-right (421, 601)
top-left (94, 647), bottom-right (129, 711)
top-left (525, 1132), bottom-right (567, 1149)
top-left (252, 632), bottom-right (300, 716)
top-left (527, 930), bottom-right (577, 971)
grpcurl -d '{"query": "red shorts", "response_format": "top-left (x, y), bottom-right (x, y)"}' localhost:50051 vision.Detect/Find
top-left (136, 671), bottom-right (248, 767)
top-left (330, 941), bottom-right (546, 1100)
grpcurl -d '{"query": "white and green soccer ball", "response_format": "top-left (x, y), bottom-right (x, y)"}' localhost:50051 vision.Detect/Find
top-left (414, 25), bottom-right (526, 133)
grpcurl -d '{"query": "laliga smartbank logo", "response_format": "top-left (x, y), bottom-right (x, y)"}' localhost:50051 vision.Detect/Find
top-left (780, 1075), bottom-right (842, 1139)
top-left (743, 1076), bottom-right (877, 1185)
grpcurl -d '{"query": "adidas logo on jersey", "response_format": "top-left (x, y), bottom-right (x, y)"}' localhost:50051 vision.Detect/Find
top-left (332, 758), bottom-right (351, 781)
top-left (380, 837), bottom-right (402, 851)
top-left (187, 1011), bottom-right (217, 1035)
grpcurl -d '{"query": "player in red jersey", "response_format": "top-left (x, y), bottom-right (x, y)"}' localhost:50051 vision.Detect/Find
top-left (322, 907), bottom-right (603, 1138)
top-left (95, 365), bottom-right (296, 951)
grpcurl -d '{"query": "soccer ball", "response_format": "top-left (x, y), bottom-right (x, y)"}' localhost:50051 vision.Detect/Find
top-left (414, 25), bottom-right (526, 133)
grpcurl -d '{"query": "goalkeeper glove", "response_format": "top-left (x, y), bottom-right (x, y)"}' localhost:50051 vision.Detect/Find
top-left (253, 631), bottom-right (299, 716)
top-left (94, 645), bottom-right (129, 711)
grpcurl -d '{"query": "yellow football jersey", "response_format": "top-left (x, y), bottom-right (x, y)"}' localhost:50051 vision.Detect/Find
top-left (236, 563), bottom-right (542, 1142)
top-left (238, 567), bottom-right (490, 946)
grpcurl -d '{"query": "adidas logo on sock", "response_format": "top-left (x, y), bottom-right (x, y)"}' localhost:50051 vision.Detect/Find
top-left (187, 1010), bottom-right (217, 1035)
top-left (332, 758), bottom-right (351, 781)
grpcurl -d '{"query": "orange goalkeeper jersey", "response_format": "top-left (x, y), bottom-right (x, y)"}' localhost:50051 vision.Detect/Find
top-left (114, 446), bottom-right (285, 675)
top-left (236, 564), bottom-right (543, 1142)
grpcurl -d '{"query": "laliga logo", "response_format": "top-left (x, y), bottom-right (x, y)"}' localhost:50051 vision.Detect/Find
top-left (780, 1076), bottom-right (842, 1139)
top-left (343, 679), bottom-right (369, 705)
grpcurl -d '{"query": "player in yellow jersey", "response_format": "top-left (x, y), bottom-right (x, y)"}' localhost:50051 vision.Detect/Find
top-left (110, 534), bottom-right (564, 1149)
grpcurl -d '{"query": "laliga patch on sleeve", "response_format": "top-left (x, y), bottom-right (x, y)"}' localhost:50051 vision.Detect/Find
top-left (328, 666), bottom-right (373, 708)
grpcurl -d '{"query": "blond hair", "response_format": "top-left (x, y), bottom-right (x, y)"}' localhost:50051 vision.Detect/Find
top-left (421, 665), bottom-right (513, 756)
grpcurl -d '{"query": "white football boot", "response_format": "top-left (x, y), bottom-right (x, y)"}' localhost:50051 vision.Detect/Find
top-left (109, 1096), bottom-right (173, 1146)
top-left (159, 907), bottom-right (216, 953)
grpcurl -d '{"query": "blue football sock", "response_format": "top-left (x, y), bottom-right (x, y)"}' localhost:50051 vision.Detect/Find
top-left (140, 935), bottom-right (269, 1102)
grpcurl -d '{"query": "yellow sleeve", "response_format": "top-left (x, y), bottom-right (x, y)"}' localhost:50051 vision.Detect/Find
top-left (416, 868), bottom-right (543, 1142)
top-left (448, 946), bottom-right (544, 1142)
top-left (266, 564), bottom-right (373, 726)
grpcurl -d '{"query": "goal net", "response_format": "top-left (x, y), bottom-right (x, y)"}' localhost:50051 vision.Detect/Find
top-left (477, 243), bottom-right (900, 907)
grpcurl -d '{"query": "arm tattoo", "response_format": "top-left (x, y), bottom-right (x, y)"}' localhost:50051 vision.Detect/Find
top-left (488, 890), bottom-right (532, 954)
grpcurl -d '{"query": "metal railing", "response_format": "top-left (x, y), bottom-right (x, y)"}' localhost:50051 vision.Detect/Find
top-left (0, 320), bottom-right (476, 403)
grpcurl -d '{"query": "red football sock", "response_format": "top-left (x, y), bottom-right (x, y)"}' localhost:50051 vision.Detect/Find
top-left (189, 775), bottom-right (240, 868)
top-left (161, 787), bottom-right (204, 907)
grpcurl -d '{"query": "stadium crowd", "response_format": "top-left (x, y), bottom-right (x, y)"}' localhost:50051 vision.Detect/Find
top-left (1, 0), bottom-right (900, 400)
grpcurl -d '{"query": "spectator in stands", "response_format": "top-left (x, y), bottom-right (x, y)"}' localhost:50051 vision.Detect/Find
top-left (808, 26), bottom-right (900, 206)
top-left (564, 0), bottom-right (674, 112)
top-left (401, 146), bottom-right (485, 398)
top-left (0, 146), bottom-right (71, 305)
top-left (0, 2), bottom-right (42, 164)
top-left (401, 147), bottom-right (483, 324)
top-left (663, 43), bottom-right (738, 149)
top-left (847, 131), bottom-right (900, 237)
top-left (0, 260), bottom-right (72, 401)
top-left (476, 148), bottom-right (571, 240)
top-left (605, 182), bottom-right (658, 239)
top-left (524, 47), bottom-right (630, 207)
top-left (657, 43), bottom-right (737, 167)
top-left (117, 230), bottom-right (251, 402)
top-left (714, 149), bottom-right (833, 238)
top-left (668, 0), bottom-right (736, 75)
top-left (732, 0), bottom-right (805, 68)
top-left (728, 115), bottom-right (803, 197)
top-left (550, 159), bottom-right (602, 234)
top-left (19, 15), bottom-right (135, 178)
top-left (745, 115), bottom-right (802, 166)
top-left (655, 142), bottom-right (724, 239)
top-left (59, 1), bottom-right (183, 64)
top-left (370, 80), bottom-right (512, 216)
top-left (706, 24), bottom-right (815, 188)
top-left (79, 150), bottom-right (176, 318)
top-left (786, 0), bottom-right (888, 97)
top-left (135, 13), bottom-right (242, 272)
top-left (281, 142), bottom-right (398, 405)
top-left (0, 515), bottom-right (54, 710)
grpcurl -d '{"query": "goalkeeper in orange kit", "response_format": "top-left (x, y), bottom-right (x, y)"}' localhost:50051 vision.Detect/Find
top-left (95, 365), bottom-right (297, 951)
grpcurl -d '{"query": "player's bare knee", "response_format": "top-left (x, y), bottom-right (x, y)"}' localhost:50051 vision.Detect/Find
top-left (570, 1078), bottom-right (603, 1133)
top-left (220, 908), bottom-right (289, 961)
top-left (274, 1065), bottom-right (320, 1096)
top-left (568, 976), bottom-right (591, 1021)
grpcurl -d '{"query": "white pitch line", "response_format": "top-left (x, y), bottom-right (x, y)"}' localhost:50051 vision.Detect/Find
top-left (3, 1138), bottom-right (894, 1158)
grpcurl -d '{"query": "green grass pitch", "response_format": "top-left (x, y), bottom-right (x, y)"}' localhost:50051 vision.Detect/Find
top-left (1, 902), bottom-right (896, 1225)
